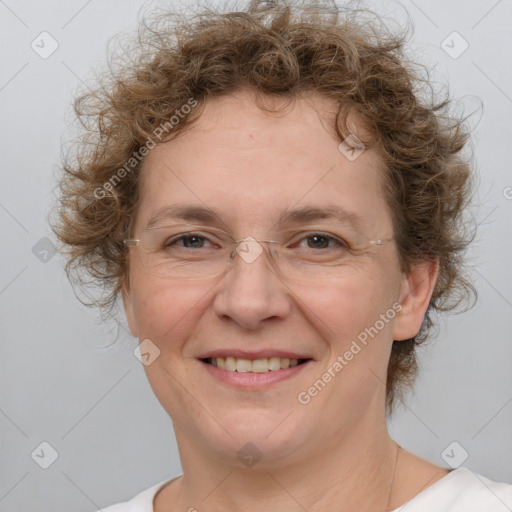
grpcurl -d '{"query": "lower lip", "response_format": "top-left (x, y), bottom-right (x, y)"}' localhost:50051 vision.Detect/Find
top-left (199, 359), bottom-right (312, 389)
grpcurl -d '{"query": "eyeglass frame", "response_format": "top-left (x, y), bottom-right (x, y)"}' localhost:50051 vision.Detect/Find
top-left (123, 223), bottom-right (394, 281)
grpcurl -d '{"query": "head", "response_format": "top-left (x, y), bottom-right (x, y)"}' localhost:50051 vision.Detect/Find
top-left (53, 0), bottom-right (476, 464)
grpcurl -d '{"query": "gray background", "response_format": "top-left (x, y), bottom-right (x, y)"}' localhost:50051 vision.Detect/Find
top-left (0, 0), bottom-right (511, 510)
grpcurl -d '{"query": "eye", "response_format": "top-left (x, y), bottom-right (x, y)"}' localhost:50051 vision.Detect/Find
top-left (164, 233), bottom-right (216, 249)
top-left (292, 233), bottom-right (348, 250)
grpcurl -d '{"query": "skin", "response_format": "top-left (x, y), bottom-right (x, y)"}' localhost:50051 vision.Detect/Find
top-left (123, 89), bottom-right (449, 511)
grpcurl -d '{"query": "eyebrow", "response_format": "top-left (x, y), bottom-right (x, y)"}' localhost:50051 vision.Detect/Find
top-left (146, 204), bottom-right (365, 230)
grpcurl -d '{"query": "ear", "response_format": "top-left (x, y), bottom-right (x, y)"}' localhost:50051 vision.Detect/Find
top-left (122, 278), bottom-right (139, 338)
top-left (393, 258), bottom-right (439, 341)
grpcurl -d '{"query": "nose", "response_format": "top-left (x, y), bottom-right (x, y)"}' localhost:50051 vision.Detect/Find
top-left (212, 239), bottom-right (292, 330)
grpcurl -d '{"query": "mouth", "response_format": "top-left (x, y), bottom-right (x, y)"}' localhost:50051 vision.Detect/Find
top-left (201, 356), bottom-right (311, 373)
top-left (198, 354), bottom-right (313, 389)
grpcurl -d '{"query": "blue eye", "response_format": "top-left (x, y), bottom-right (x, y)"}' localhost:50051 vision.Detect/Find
top-left (160, 230), bottom-right (349, 253)
top-left (165, 233), bottom-right (215, 249)
top-left (295, 233), bottom-right (347, 250)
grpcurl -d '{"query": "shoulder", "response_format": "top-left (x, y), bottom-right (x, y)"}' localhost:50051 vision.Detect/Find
top-left (393, 468), bottom-right (512, 511)
top-left (90, 476), bottom-right (179, 512)
top-left (451, 469), bottom-right (512, 510)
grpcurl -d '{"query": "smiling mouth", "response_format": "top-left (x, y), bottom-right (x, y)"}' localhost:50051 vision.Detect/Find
top-left (201, 356), bottom-right (311, 373)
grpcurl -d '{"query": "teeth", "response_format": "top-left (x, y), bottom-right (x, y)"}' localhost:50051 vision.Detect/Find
top-left (252, 359), bottom-right (270, 373)
top-left (210, 356), bottom-right (301, 372)
top-left (268, 356), bottom-right (281, 371)
top-left (225, 356), bottom-right (237, 371)
top-left (236, 358), bottom-right (252, 373)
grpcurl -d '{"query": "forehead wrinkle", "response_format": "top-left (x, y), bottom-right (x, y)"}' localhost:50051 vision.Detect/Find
top-left (144, 203), bottom-right (366, 233)
top-left (276, 205), bottom-right (366, 230)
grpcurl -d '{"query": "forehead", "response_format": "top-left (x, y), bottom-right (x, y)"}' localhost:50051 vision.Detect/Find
top-left (135, 90), bottom-right (390, 233)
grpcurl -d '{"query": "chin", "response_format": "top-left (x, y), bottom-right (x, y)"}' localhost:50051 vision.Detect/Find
top-left (192, 409), bottom-right (314, 465)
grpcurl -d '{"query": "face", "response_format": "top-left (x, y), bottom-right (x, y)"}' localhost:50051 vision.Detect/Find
top-left (123, 89), bottom-right (436, 467)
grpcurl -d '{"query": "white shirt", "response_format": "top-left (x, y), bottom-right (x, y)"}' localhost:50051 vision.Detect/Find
top-left (96, 468), bottom-right (512, 511)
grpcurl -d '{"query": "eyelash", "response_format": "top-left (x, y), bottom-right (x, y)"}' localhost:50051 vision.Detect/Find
top-left (165, 232), bottom-right (348, 250)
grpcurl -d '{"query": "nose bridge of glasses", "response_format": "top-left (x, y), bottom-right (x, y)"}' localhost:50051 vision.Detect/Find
top-left (231, 237), bottom-right (279, 267)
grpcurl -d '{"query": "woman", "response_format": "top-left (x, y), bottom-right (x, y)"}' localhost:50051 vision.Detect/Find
top-left (53, 1), bottom-right (512, 510)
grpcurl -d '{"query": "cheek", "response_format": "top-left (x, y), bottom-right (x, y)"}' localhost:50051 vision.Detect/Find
top-left (129, 273), bottom-right (205, 347)
top-left (305, 269), bottom-right (398, 333)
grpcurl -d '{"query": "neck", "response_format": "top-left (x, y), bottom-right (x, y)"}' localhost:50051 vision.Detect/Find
top-left (164, 416), bottom-right (399, 512)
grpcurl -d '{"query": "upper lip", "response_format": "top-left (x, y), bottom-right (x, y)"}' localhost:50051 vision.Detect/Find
top-left (198, 349), bottom-right (313, 360)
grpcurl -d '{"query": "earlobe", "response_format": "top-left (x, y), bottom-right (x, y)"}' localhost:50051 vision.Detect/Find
top-left (392, 258), bottom-right (439, 341)
top-left (122, 280), bottom-right (138, 338)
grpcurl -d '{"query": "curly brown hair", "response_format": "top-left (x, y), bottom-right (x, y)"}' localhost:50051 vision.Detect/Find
top-left (52, 0), bottom-right (477, 413)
